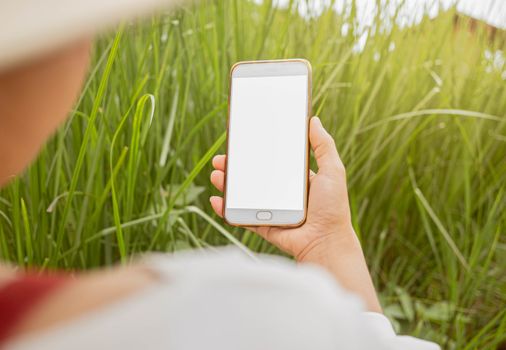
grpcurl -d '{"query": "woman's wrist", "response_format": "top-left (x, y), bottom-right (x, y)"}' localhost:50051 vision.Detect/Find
top-left (296, 225), bottom-right (360, 264)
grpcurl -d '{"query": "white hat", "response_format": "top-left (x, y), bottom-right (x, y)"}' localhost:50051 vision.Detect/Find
top-left (0, 0), bottom-right (184, 71)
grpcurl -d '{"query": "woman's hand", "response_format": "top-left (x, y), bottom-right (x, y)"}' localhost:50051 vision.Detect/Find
top-left (210, 116), bottom-right (382, 313)
top-left (210, 116), bottom-right (354, 261)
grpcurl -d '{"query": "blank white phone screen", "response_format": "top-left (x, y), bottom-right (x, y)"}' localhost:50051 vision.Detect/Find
top-left (226, 74), bottom-right (308, 210)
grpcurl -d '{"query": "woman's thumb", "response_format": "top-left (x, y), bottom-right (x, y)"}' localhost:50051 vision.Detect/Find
top-left (309, 117), bottom-right (343, 174)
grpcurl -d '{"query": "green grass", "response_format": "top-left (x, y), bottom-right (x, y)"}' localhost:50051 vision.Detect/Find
top-left (0, 0), bottom-right (505, 348)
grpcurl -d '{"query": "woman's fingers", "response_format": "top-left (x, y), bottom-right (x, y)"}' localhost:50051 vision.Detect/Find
top-left (209, 196), bottom-right (224, 217)
top-left (210, 170), bottom-right (225, 192)
top-left (212, 155), bottom-right (226, 171)
top-left (209, 161), bottom-right (224, 216)
top-left (209, 157), bottom-right (225, 216)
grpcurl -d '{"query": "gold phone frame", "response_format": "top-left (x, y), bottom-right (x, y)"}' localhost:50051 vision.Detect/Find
top-left (222, 58), bottom-right (312, 228)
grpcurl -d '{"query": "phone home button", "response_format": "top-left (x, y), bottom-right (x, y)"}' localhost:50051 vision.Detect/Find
top-left (256, 211), bottom-right (272, 221)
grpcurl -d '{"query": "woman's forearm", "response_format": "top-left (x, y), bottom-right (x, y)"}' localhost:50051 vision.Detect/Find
top-left (297, 231), bottom-right (382, 313)
top-left (7, 266), bottom-right (156, 340)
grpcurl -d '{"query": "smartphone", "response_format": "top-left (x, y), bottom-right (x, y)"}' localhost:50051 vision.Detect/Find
top-left (223, 59), bottom-right (312, 227)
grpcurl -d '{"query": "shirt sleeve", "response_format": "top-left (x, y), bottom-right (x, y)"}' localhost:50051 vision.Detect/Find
top-left (5, 249), bottom-right (441, 350)
top-left (362, 312), bottom-right (440, 350)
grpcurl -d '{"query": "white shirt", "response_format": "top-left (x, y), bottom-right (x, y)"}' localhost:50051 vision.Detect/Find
top-left (7, 248), bottom-right (440, 350)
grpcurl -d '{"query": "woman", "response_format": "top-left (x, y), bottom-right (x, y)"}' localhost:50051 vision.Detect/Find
top-left (0, 1), bottom-right (439, 349)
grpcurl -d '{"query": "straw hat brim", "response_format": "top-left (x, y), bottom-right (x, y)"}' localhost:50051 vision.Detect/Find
top-left (0, 0), bottom-right (185, 71)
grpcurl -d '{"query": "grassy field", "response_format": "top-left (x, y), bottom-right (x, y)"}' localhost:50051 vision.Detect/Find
top-left (0, 0), bottom-right (505, 348)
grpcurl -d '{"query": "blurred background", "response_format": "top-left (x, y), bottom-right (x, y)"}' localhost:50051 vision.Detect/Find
top-left (0, 0), bottom-right (504, 348)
